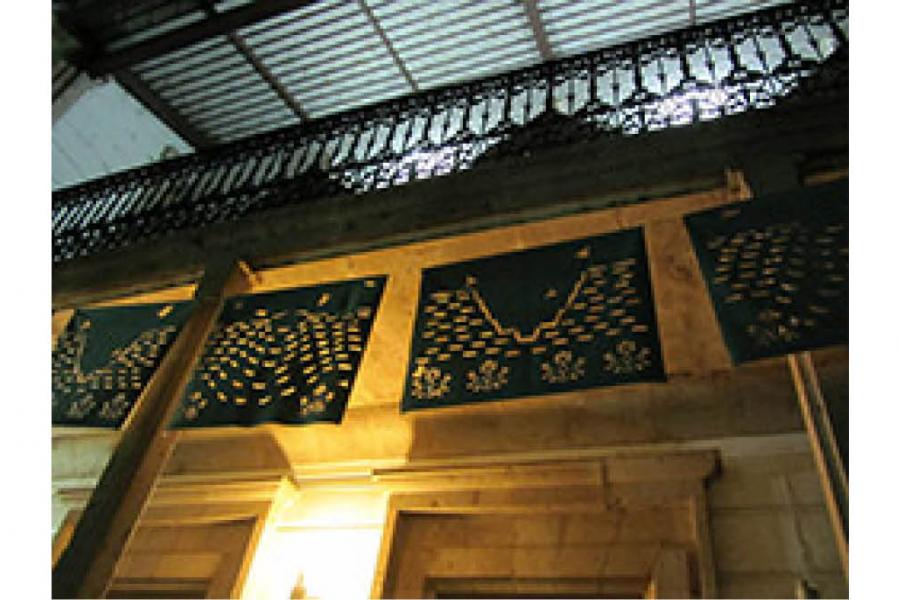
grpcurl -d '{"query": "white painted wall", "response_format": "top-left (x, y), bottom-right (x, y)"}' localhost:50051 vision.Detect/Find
top-left (52, 79), bottom-right (192, 190)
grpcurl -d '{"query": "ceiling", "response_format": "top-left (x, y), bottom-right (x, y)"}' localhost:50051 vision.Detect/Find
top-left (55, 0), bottom-right (793, 149)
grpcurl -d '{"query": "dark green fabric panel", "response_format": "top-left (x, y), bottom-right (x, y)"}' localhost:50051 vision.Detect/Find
top-left (52, 301), bottom-right (194, 428)
top-left (684, 180), bottom-right (848, 364)
top-left (402, 227), bottom-right (665, 412)
top-left (170, 276), bottom-right (386, 428)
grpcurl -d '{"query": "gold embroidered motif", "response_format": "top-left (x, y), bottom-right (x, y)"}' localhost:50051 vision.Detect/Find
top-left (466, 360), bottom-right (510, 393)
top-left (468, 272), bottom-right (590, 344)
top-left (602, 340), bottom-right (652, 374)
top-left (53, 319), bottom-right (180, 422)
top-left (541, 350), bottom-right (586, 384)
top-left (184, 302), bottom-right (372, 420)
top-left (97, 392), bottom-right (131, 421)
top-left (411, 365), bottom-right (452, 400)
top-left (746, 309), bottom-right (801, 347)
top-left (65, 394), bottom-right (96, 419)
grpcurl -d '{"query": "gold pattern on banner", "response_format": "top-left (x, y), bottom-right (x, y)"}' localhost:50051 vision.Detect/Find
top-left (466, 360), bottom-right (510, 393)
top-left (411, 365), bottom-right (452, 400)
top-left (97, 392), bottom-right (131, 421)
top-left (705, 220), bottom-right (847, 348)
top-left (65, 394), bottom-right (96, 419)
top-left (413, 252), bottom-right (650, 374)
top-left (602, 340), bottom-right (653, 374)
top-left (541, 350), bottom-right (586, 384)
top-left (182, 304), bottom-right (373, 420)
top-left (746, 309), bottom-right (802, 347)
top-left (52, 318), bottom-right (180, 422)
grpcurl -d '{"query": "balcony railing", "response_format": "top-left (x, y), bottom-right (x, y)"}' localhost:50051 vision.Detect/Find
top-left (52, 0), bottom-right (848, 264)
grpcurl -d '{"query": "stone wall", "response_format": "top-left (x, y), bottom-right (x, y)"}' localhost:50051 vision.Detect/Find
top-left (52, 179), bottom-right (848, 598)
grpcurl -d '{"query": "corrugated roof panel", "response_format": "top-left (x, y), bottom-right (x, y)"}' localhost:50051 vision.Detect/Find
top-left (266, 35), bottom-right (385, 74)
top-left (373, 0), bottom-right (538, 90)
top-left (543, 0), bottom-right (692, 57)
top-left (134, 36), bottom-right (299, 141)
top-left (200, 104), bottom-right (297, 133)
top-left (695, 0), bottom-right (794, 24)
top-left (278, 54), bottom-right (398, 90)
top-left (106, 9), bottom-right (207, 52)
top-left (215, 0), bottom-right (256, 11)
top-left (133, 36), bottom-right (231, 76)
top-left (289, 68), bottom-right (405, 103)
top-left (403, 28), bottom-right (535, 68)
top-left (153, 62), bottom-right (261, 102)
top-left (238, 0), bottom-right (350, 39)
top-left (399, 18), bottom-right (532, 61)
top-left (420, 53), bottom-right (539, 89)
top-left (77, 0), bottom-right (814, 147)
top-left (181, 93), bottom-right (278, 124)
top-left (251, 16), bottom-right (370, 63)
top-left (373, 0), bottom-right (514, 45)
top-left (195, 113), bottom-right (294, 139)
top-left (218, 115), bottom-right (300, 142)
top-left (139, 53), bottom-right (250, 89)
top-left (237, 0), bottom-right (410, 119)
top-left (243, 5), bottom-right (366, 55)
top-left (303, 79), bottom-right (412, 116)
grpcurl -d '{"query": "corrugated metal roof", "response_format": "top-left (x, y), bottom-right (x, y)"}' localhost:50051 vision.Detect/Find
top-left (56, 0), bottom-right (800, 150)
top-left (240, 0), bottom-right (411, 118)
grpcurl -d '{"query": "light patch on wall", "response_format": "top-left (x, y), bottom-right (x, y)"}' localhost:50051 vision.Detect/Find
top-left (241, 487), bottom-right (388, 600)
top-left (52, 80), bottom-right (191, 190)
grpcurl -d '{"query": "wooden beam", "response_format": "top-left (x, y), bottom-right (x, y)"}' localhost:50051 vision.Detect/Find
top-left (523, 0), bottom-right (554, 61)
top-left (646, 548), bottom-right (691, 599)
top-left (227, 32), bottom-right (308, 120)
top-left (197, 1), bottom-right (307, 123)
top-left (51, 259), bottom-right (252, 598)
top-left (689, 492), bottom-right (718, 598)
top-left (52, 509), bottom-right (83, 567)
top-left (357, 0), bottom-right (418, 92)
top-left (787, 351), bottom-right (848, 578)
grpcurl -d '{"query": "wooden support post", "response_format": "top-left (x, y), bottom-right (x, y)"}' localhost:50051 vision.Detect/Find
top-left (51, 259), bottom-right (252, 598)
top-left (689, 491), bottom-right (718, 598)
top-left (645, 548), bottom-right (691, 599)
top-left (787, 351), bottom-right (848, 578)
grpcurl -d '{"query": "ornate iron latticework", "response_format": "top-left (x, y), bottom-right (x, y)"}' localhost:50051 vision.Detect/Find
top-left (685, 180), bottom-right (848, 364)
top-left (52, 301), bottom-right (193, 427)
top-left (52, 0), bottom-right (847, 263)
top-left (402, 228), bottom-right (664, 411)
top-left (170, 276), bottom-right (385, 428)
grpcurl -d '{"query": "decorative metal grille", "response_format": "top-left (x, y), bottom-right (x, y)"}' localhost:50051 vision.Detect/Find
top-left (402, 228), bottom-right (664, 411)
top-left (684, 180), bottom-right (848, 364)
top-left (53, 0), bottom-right (847, 264)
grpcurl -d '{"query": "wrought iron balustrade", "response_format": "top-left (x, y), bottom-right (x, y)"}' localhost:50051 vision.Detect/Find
top-left (52, 0), bottom-right (848, 264)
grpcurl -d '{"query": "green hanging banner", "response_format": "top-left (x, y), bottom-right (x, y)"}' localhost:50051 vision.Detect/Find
top-left (684, 180), bottom-right (848, 364)
top-left (171, 276), bottom-right (386, 428)
top-left (402, 228), bottom-right (665, 412)
top-left (52, 301), bottom-right (194, 428)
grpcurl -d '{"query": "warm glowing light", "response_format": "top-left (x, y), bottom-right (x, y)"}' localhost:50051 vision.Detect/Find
top-left (240, 485), bottom-right (388, 600)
